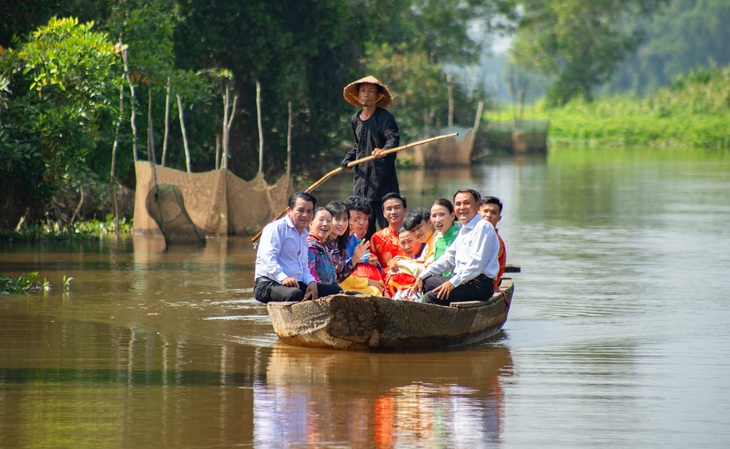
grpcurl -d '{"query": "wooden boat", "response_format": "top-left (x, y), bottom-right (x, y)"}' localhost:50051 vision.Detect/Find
top-left (402, 101), bottom-right (485, 167)
top-left (403, 125), bottom-right (477, 167)
top-left (480, 120), bottom-right (550, 155)
top-left (266, 277), bottom-right (514, 351)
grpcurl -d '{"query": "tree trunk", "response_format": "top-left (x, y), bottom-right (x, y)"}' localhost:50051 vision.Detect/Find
top-left (161, 77), bottom-right (171, 167)
top-left (221, 84), bottom-right (229, 170)
top-left (69, 188), bottom-right (85, 229)
top-left (225, 92), bottom-right (238, 170)
top-left (447, 72), bottom-right (453, 128)
top-left (147, 86), bottom-right (155, 163)
top-left (111, 38), bottom-right (126, 235)
top-left (256, 81), bottom-right (264, 175)
top-left (215, 133), bottom-right (221, 170)
top-left (176, 94), bottom-right (191, 173)
top-left (287, 101), bottom-right (292, 177)
top-left (122, 48), bottom-right (138, 161)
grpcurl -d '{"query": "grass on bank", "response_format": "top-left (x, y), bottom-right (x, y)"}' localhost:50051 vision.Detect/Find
top-left (489, 63), bottom-right (730, 149)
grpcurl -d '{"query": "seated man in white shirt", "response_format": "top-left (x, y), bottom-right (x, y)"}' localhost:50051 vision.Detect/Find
top-left (254, 191), bottom-right (343, 303)
top-left (411, 189), bottom-right (500, 306)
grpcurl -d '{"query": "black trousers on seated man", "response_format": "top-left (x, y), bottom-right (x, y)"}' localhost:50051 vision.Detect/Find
top-left (422, 273), bottom-right (494, 306)
top-left (254, 278), bottom-right (342, 303)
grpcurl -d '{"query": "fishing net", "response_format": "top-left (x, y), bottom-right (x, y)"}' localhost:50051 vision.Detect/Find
top-left (145, 184), bottom-right (206, 246)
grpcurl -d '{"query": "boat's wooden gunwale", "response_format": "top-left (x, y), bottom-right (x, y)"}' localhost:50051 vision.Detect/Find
top-left (266, 279), bottom-right (514, 351)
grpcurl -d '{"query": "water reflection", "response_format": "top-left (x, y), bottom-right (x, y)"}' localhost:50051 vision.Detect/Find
top-left (254, 344), bottom-right (513, 448)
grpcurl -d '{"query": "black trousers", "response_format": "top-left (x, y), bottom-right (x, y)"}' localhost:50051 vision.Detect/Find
top-left (253, 278), bottom-right (342, 303)
top-left (422, 273), bottom-right (494, 306)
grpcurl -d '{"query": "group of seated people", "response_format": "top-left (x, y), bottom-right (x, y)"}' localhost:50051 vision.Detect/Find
top-left (253, 188), bottom-right (506, 306)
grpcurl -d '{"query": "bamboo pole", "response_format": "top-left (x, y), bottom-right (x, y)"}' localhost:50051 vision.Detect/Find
top-left (256, 81), bottom-right (264, 174)
top-left (162, 77), bottom-right (170, 166)
top-left (251, 132), bottom-right (458, 243)
top-left (287, 101), bottom-right (292, 178)
top-left (176, 94), bottom-right (191, 173)
top-left (121, 47), bottom-right (138, 161)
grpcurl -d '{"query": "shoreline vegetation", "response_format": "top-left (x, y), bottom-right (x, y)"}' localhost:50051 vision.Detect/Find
top-left (0, 215), bottom-right (133, 242)
top-left (492, 63), bottom-right (730, 150)
top-left (2, 64), bottom-right (727, 240)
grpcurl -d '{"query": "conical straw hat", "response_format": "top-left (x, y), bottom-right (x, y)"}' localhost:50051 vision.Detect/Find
top-left (343, 75), bottom-right (393, 108)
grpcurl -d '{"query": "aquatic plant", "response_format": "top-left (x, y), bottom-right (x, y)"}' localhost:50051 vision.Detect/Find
top-left (0, 272), bottom-right (50, 295)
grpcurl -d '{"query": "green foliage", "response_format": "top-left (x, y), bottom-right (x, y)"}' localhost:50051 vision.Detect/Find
top-left (0, 272), bottom-right (50, 294)
top-left (172, 0), bottom-right (513, 179)
top-left (510, 0), bottom-right (668, 106)
top-left (367, 43), bottom-right (446, 139)
top-left (527, 63), bottom-right (730, 148)
top-left (0, 215), bottom-right (133, 242)
top-left (363, 0), bottom-right (515, 65)
top-left (1, 1), bottom-right (516, 231)
top-left (605, 0), bottom-right (730, 96)
top-left (0, 17), bottom-right (122, 227)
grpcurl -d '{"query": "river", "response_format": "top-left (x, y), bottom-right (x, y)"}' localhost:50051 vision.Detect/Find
top-left (1, 146), bottom-right (729, 448)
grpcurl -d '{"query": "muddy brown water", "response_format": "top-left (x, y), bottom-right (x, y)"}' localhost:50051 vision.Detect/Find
top-left (2, 147), bottom-right (730, 448)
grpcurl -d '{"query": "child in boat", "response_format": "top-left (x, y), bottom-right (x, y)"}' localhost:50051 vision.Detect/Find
top-left (340, 196), bottom-right (385, 295)
top-left (385, 227), bottom-right (424, 300)
top-left (403, 207), bottom-right (436, 265)
top-left (479, 195), bottom-right (506, 291)
top-left (430, 198), bottom-right (459, 277)
top-left (385, 208), bottom-right (436, 300)
top-left (307, 208), bottom-right (342, 294)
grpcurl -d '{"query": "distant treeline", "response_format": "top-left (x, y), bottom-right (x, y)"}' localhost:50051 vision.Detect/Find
top-left (482, 0), bottom-right (730, 104)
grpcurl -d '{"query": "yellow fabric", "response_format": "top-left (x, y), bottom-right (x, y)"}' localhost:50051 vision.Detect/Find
top-left (393, 258), bottom-right (424, 278)
top-left (341, 275), bottom-right (383, 296)
top-left (416, 232), bottom-right (437, 265)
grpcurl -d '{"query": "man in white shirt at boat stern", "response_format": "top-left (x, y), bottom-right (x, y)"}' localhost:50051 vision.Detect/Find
top-left (254, 191), bottom-right (342, 303)
top-left (411, 188), bottom-right (500, 306)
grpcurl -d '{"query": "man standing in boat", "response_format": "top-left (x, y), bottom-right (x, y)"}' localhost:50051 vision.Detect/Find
top-left (340, 75), bottom-right (400, 240)
top-left (412, 189), bottom-right (501, 306)
top-left (253, 191), bottom-right (342, 303)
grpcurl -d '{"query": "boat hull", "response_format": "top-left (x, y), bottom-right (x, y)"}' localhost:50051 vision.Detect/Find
top-left (266, 279), bottom-right (513, 351)
top-left (404, 127), bottom-right (476, 167)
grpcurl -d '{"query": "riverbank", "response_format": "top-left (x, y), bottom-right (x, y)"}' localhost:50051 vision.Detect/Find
top-left (492, 63), bottom-right (730, 149)
top-left (0, 216), bottom-right (133, 242)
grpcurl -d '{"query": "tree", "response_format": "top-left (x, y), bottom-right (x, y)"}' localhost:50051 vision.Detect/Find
top-left (605, 0), bottom-right (730, 96)
top-left (172, 0), bottom-right (515, 179)
top-left (509, 0), bottom-right (667, 106)
top-left (0, 17), bottom-right (121, 228)
top-left (0, 0), bottom-right (520, 230)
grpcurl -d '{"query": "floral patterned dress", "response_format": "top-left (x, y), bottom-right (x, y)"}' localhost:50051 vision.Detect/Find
top-left (325, 236), bottom-right (355, 283)
top-left (307, 234), bottom-right (337, 285)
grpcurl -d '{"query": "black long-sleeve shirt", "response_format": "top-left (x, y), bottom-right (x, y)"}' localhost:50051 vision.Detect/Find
top-left (341, 107), bottom-right (400, 201)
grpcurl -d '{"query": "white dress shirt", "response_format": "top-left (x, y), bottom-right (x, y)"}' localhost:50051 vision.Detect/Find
top-left (254, 215), bottom-right (316, 285)
top-left (419, 213), bottom-right (500, 287)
